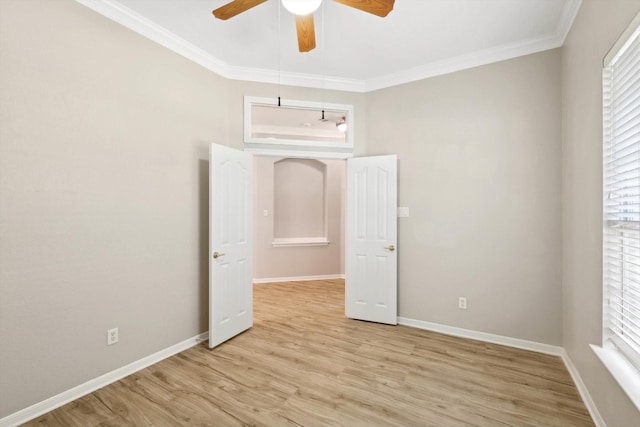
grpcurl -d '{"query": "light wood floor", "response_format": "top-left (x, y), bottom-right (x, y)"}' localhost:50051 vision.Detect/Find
top-left (27, 280), bottom-right (594, 426)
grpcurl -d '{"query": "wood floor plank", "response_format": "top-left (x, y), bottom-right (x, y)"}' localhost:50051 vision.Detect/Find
top-left (25, 279), bottom-right (594, 426)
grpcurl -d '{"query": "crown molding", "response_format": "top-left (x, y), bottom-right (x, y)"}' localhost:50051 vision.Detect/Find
top-left (365, 34), bottom-right (561, 92)
top-left (75, 0), bottom-right (230, 74)
top-left (75, 0), bottom-right (368, 92)
top-left (75, 0), bottom-right (581, 93)
top-left (556, 0), bottom-right (583, 42)
top-left (365, 0), bottom-right (582, 91)
top-left (227, 65), bottom-right (367, 92)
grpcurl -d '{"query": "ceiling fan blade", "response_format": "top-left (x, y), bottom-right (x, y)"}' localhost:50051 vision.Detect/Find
top-left (212, 0), bottom-right (268, 20)
top-left (295, 15), bottom-right (316, 53)
top-left (332, 0), bottom-right (395, 17)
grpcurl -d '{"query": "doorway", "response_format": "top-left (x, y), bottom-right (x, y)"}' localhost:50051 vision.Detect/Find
top-left (208, 148), bottom-right (398, 348)
top-left (252, 155), bottom-right (346, 283)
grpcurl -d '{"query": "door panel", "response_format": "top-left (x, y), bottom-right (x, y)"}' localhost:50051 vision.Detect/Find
top-left (346, 155), bottom-right (398, 325)
top-left (209, 143), bottom-right (253, 348)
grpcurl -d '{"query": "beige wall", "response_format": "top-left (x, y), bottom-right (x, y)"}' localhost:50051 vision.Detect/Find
top-left (254, 157), bottom-right (345, 279)
top-left (367, 50), bottom-right (563, 345)
top-left (3, 0), bottom-right (639, 423)
top-left (562, 1), bottom-right (640, 425)
top-left (0, 0), bottom-right (361, 417)
top-left (0, 0), bottom-right (230, 417)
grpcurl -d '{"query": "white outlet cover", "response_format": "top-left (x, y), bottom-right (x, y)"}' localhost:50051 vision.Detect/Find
top-left (398, 207), bottom-right (410, 217)
top-left (107, 328), bottom-right (118, 345)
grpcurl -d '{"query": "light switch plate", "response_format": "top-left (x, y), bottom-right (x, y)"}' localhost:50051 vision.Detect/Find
top-left (398, 207), bottom-right (410, 218)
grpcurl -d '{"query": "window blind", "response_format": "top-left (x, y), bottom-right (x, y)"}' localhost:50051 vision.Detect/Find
top-left (603, 25), bottom-right (640, 371)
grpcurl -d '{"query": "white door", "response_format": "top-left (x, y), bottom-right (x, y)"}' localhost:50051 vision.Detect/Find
top-left (346, 155), bottom-right (398, 325)
top-left (209, 143), bottom-right (253, 348)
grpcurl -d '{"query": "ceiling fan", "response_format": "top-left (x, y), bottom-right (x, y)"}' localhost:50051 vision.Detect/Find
top-left (212, 0), bottom-right (395, 52)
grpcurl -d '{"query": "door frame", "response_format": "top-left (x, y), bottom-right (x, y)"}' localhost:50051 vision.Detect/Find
top-left (251, 152), bottom-right (348, 284)
top-left (250, 152), bottom-right (398, 325)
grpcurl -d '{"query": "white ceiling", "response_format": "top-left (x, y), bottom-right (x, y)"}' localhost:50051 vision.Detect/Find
top-left (76, 0), bottom-right (582, 92)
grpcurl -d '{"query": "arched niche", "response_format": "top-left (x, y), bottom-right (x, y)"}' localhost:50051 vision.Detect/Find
top-left (273, 158), bottom-right (328, 246)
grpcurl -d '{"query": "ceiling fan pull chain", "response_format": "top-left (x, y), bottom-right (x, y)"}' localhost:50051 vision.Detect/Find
top-left (277, 0), bottom-right (282, 101)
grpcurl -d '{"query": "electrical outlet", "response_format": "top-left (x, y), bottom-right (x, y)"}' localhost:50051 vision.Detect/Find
top-left (107, 328), bottom-right (119, 345)
top-left (458, 297), bottom-right (467, 310)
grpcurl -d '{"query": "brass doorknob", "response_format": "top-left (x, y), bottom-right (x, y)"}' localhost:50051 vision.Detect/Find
top-left (385, 245), bottom-right (395, 252)
top-left (212, 252), bottom-right (225, 259)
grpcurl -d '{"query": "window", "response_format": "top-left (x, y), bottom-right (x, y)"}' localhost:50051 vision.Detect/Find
top-left (599, 12), bottom-right (640, 408)
top-left (243, 96), bottom-right (354, 159)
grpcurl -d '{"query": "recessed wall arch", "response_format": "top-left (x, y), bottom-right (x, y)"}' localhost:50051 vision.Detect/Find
top-left (273, 158), bottom-right (328, 247)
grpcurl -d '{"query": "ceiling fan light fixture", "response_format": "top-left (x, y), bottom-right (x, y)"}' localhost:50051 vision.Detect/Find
top-left (336, 117), bottom-right (347, 133)
top-left (281, 0), bottom-right (322, 16)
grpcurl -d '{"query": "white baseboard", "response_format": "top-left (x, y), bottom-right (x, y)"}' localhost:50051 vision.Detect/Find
top-left (561, 349), bottom-right (606, 427)
top-left (2, 318), bottom-right (605, 427)
top-left (0, 332), bottom-right (208, 427)
top-left (397, 317), bottom-right (564, 356)
top-left (398, 317), bottom-right (604, 426)
top-left (253, 274), bottom-right (345, 284)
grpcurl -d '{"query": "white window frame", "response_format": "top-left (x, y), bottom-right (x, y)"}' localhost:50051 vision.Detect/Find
top-left (594, 10), bottom-right (640, 412)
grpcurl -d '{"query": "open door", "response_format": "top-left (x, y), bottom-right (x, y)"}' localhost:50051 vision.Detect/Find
top-left (209, 143), bottom-right (253, 348)
top-left (346, 155), bottom-right (398, 325)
